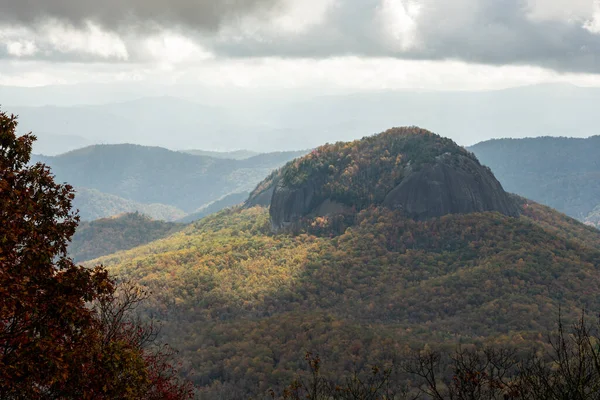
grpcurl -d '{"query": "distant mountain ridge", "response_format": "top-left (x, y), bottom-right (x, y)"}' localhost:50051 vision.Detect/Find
top-left (33, 144), bottom-right (308, 221)
top-left (469, 136), bottom-right (600, 220)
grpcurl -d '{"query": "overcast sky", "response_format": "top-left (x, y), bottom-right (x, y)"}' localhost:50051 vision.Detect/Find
top-left (1, 0), bottom-right (600, 90)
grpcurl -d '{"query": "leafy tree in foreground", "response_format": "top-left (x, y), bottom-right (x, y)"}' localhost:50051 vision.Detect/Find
top-left (0, 109), bottom-right (192, 399)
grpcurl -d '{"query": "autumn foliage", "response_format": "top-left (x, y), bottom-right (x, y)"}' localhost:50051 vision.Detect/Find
top-left (0, 109), bottom-right (192, 399)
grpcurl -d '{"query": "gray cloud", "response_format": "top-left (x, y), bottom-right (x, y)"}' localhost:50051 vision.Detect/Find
top-left (212, 0), bottom-right (600, 73)
top-left (0, 0), bottom-right (281, 31)
top-left (408, 0), bottom-right (600, 73)
top-left (0, 0), bottom-right (599, 74)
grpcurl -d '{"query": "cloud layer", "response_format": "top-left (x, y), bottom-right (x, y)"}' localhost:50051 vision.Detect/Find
top-left (0, 0), bottom-right (599, 73)
top-left (0, 0), bottom-right (281, 31)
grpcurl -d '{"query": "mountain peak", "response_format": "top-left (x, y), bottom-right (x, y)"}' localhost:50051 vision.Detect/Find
top-left (249, 127), bottom-right (520, 232)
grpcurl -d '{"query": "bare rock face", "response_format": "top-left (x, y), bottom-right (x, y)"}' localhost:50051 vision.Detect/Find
top-left (382, 154), bottom-right (520, 220)
top-left (269, 178), bottom-right (351, 232)
top-left (270, 180), bottom-right (315, 232)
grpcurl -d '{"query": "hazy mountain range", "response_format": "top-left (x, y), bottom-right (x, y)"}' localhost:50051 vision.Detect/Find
top-left (5, 83), bottom-right (599, 156)
top-left (469, 136), bottom-right (600, 223)
top-left (32, 145), bottom-right (307, 221)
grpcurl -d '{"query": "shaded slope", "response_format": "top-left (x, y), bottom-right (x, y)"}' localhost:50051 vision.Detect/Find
top-left (70, 212), bottom-right (184, 263)
top-left (469, 136), bottom-right (600, 219)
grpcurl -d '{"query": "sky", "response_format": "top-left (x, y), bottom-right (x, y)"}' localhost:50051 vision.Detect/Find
top-left (1, 0), bottom-right (600, 90)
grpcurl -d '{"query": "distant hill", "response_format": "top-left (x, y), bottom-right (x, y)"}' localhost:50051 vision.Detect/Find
top-left (469, 136), bottom-right (600, 219)
top-left (70, 213), bottom-right (183, 263)
top-left (181, 149), bottom-right (259, 160)
top-left (91, 129), bottom-right (600, 398)
top-left (73, 188), bottom-right (186, 221)
top-left (33, 145), bottom-right (308, 217)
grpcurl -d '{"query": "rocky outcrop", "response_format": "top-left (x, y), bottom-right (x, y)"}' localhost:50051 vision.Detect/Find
top-left (270, 178), bottom-right (351, 231)
top-left (382, 153), bottom-right (520, 220)
top-left (269, 179), bottom-right (319, 232)
top-left (258, 128), bottom-right (520, 233)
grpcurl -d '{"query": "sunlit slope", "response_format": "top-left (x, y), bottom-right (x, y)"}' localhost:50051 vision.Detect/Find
top-left (91, 201), bottom-right (600, 395)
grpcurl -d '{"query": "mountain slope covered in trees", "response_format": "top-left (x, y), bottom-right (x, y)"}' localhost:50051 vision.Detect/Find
top-left (469, 136), bottom-right (600, 220)
top-left (88, 129), bottom-right (600, 398)
top-left (69, 213), bottom-right (184, 263)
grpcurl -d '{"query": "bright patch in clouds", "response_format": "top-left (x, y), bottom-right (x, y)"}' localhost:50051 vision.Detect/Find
top-left (269, 0), bottom-right (337, 33)
top-left (45, 21), bottom-right (128, 60)
top-left (143, 32), bottom-right (213, 64)
top-left (584, 0), bottom-right (600, 33)
top-left (377, 0), bottom-right (422, 51)
top-left (6, 40), bottom-right (37, 57)
top-left (219, 0), bottom-right (336, 42)
top-left (0, 21), bottom-right (128, 60)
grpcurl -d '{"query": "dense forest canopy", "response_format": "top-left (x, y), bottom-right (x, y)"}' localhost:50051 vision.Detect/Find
top-left (93, 197), bottom-right (600, 398)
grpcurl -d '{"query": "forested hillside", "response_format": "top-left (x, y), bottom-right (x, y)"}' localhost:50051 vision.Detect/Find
top-left (88, 130), bottom-right (600, 398)
top-left (69, 213), bottom-right (184, 262)
top-left (469, 136), bottom-right (600, 220)
top-left (91, 203), bottom-right (600, 398)
top-left (33, 145), bottom-right (307, 220)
